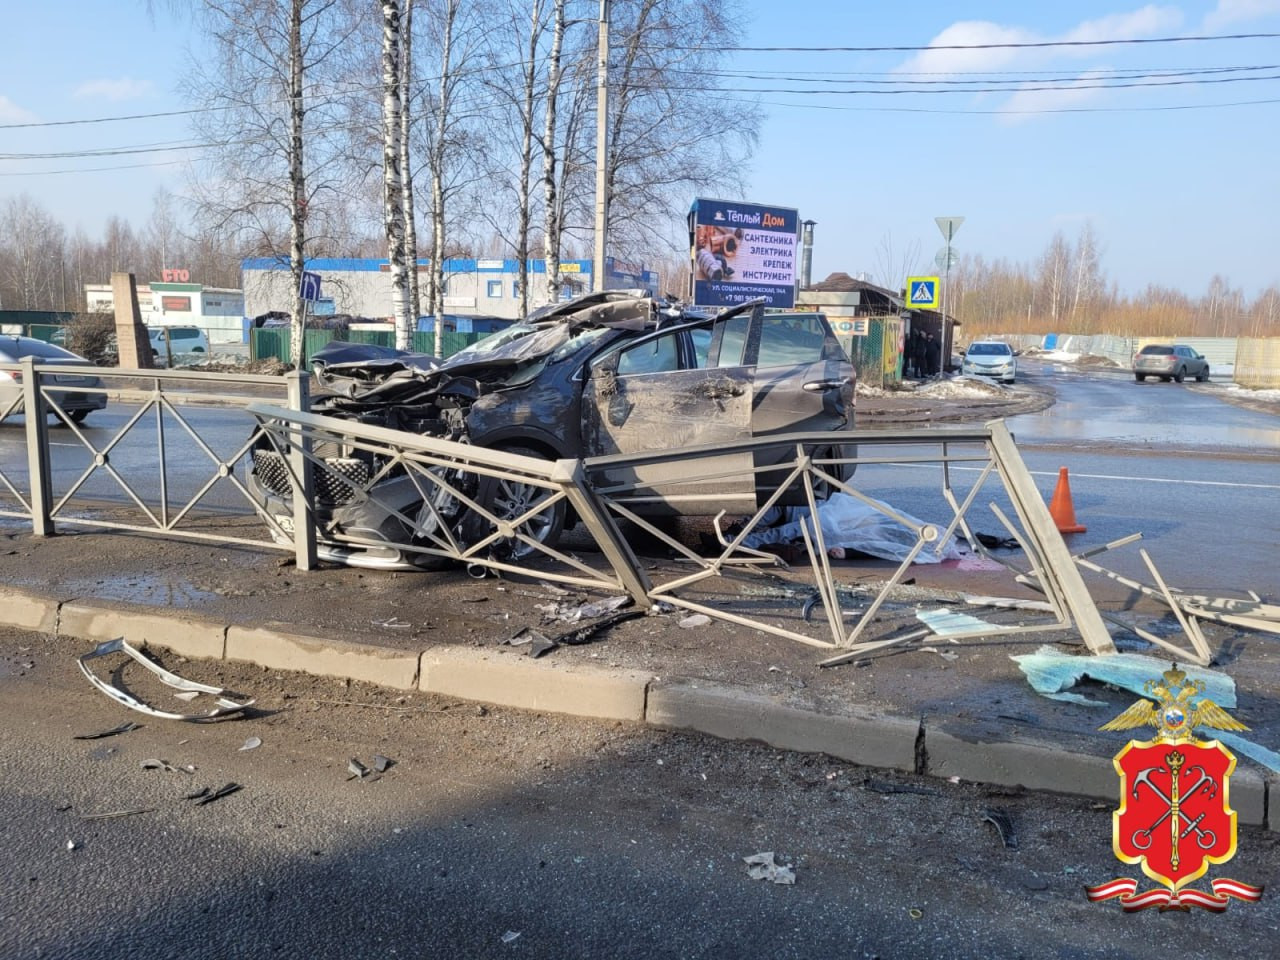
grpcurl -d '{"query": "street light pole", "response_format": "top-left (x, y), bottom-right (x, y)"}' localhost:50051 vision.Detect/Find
top-left (592, 0), bottom-right (610, 293)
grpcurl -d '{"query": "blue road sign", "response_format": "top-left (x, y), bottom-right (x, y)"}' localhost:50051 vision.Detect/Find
top-left (299, 271), bottom-right (322, 302)
top-left (905, 276), bottom-right (939, 309)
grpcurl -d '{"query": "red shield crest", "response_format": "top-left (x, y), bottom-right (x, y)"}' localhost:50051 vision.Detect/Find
top-left (1114, 739), bottom-right (1237, 891)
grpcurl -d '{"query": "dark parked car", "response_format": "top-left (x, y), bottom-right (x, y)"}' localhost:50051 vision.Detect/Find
top-left (1134, 344), bottom-right (1210, 383)
top-left (249, 292), bottom-right (857, 570)
top-left (0, 335), bottom-right (108, 424)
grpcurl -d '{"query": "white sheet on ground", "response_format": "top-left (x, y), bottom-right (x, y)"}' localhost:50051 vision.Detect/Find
top-left (739, 493), bottom-right (962, 564)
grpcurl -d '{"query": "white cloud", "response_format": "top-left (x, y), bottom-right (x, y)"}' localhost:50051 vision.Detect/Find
top-left (1061, 5), bottom-right (1184, 44)
top-left (0, 94), bottom-right (38, 124)
top-left (896, 6), bottom-right (1186, 120)
top-left (996, 71), bottom-right (1112, 125)
top-left (72, 78), bottom-right (152, 102)
top-left (1204, 0), bottom-right (1280, 29)
top-left (896, 21), bottom-right (1039, 75)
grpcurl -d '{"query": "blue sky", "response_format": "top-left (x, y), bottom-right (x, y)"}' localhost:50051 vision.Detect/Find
top-left (2, 1), bottom-right (1278, 298)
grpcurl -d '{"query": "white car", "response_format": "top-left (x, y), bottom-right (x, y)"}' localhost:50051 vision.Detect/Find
top-left (148, 325), bottom-right (210, 361)
top-left (961, 341), bottom-right (1017, 384)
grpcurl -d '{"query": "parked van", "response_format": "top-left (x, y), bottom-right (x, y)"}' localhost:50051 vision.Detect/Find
top-left (148, 325), bottom-right (209, 360)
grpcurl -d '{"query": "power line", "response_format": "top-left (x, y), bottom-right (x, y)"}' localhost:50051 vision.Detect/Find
top-left (700, 32), bottom-right (1280, 53)
top-left (705, 93), bottom-right (1280, 115)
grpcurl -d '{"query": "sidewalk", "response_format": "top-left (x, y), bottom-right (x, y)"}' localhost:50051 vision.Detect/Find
top-left (2, 520), bottom-right (1276, 829)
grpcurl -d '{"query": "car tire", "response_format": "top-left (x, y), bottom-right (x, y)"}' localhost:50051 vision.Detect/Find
top-left (69, 409), bottom-right (91, 424)
top-left (1196, 366), bottom-right (1210, 382)
top-left (1174, 367), bottom-right (1185, 383)
top-left (1135, 374), bottom-right (1146, 382)
top-left (476, 445), bottom-right (566, 560)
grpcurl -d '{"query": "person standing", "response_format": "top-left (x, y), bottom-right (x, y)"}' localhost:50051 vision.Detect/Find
top-left (924, 331), bottom-right (941, 377)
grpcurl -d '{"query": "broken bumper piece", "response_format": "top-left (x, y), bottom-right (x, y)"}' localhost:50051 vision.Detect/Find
top-left (78, 637), bottom-right (255, 721)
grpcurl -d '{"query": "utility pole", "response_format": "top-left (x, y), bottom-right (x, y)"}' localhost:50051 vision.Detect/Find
top-left (935, 216), bottom-right (964, 363)
top-left (592, 0), bottom-right (610, 293)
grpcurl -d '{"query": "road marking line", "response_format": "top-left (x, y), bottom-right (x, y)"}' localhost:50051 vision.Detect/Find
top-left (879, 462), bottom-right (1280, 491)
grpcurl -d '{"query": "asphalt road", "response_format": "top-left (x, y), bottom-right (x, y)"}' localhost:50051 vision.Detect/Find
top-left (4, 627), bottom-right (1280, 960)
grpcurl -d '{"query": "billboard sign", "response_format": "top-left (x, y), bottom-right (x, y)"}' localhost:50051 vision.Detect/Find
top-left (689, 198), bottom-right (798, 308)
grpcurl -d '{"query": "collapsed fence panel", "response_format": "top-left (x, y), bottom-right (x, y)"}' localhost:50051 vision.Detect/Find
top-left (246, 405), bottom-right (1120, 660)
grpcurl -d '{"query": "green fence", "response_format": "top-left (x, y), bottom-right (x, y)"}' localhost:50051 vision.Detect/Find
top-left (250, 328), bottom-right (486, 365)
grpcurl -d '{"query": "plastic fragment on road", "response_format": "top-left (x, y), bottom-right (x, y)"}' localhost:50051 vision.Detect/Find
top-left (348, 758), bottom-right (371, 780)
top-left (194, 782), bottom-right (242, 806)
top-left (239, 736), bottom-right (262, 751)
top-left (72, 721), bottom-right (140, 740)
top-left (917, 608), bottom-right (1012, 637)
top-left (77, 637), bottom-right (255, 722)
top-left (501, 931), bottom-right (521, 945)
top-left (679, 614), bottom-right (712, 629)
top-left (982, 808), bottom-right (1018, 849)
top-left (743, 851), bottom-right (796, 885)
top-left (140, 758), bottom-right (194, 774)
top-left (372, 755), bottom-right (393, 773)
top-left (1010, 645), bottom-right (1235, 709)
top-left (538, 595), bottom-right (631, 623)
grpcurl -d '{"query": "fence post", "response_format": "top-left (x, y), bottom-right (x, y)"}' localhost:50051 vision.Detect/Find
top-left (20, 357), bottom-right (53, 536)
top-left (286, 371), bottom-right (317, 571)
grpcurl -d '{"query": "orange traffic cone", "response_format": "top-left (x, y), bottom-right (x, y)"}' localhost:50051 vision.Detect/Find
top-left (1048, 466), bottom-right (1086, 534)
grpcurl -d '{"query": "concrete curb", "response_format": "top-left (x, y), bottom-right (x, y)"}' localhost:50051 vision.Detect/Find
top-left (226, 624), bottom-right (420, 691)
top-left (421, 647), bottom-right (649, 722)
top-left (4, 587), bottom-right (1272, 827)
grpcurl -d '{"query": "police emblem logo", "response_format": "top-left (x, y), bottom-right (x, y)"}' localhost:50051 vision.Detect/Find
top-left (1086, 665), bottom-right (1263, 912)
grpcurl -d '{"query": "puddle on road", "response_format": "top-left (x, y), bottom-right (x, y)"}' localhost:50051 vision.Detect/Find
top-left (6, 574), bottom-right (221, 608)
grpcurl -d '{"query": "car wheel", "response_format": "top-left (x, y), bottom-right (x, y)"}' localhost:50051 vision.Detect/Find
top-left (1196, 366), bottom-right (1210, 382)
top-left (1174, 367), bottom-right (1185, 383)
top-left (69, 409), bottom-right (91, 424)
top-left (1135, 373), bottom-right (1146, 382)
top-left (477, 445), bottom-right (566, 560)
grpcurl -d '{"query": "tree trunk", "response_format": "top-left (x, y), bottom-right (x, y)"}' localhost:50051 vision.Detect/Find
top-left (401, 0), bottom-right (421, 324)
top-left (428, 0), bottom-right (458, 357)
top-left (382, 0), bottom-right (410, 351)
top-left (541, 0), bottom-right (567, 306)
top-left (288, 0), bottom-right (307, 370)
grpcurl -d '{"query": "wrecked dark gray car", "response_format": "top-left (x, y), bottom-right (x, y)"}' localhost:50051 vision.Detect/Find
top-left (248, 291), bottom-right (857, 569)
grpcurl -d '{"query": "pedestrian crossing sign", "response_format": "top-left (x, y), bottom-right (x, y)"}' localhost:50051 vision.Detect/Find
top-left (906, 276), bottom-right (940, 309)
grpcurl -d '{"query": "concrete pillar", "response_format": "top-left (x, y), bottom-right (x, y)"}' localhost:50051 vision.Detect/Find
top-left (111, 272), bottom-right (152, 369)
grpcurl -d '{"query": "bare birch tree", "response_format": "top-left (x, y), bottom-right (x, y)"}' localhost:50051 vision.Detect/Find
top-left (400, 0), bottom-right (421, 323)
top-left (182, 0), bottom-right (357, 368)
top-left (541, 0), bottom-right (570, 306)
top-left (381, 0), bottom-right (411, 348)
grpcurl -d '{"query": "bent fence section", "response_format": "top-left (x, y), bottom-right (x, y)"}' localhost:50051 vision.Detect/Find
top-left (8, 361), bottom-right (1249, 664)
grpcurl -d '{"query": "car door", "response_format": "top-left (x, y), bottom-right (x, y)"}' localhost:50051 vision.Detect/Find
top-left (742, 312), bottom-right (856, 500)
top-left (581, 319), bottom-right (757, 516)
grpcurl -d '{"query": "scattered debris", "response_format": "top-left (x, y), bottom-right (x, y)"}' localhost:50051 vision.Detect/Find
top-left (77, 637), bottom-right (255, 721)
top-left (239, 736), bottom-right (263, 752)
top-left (529, 633), bottom-right (558, 659)
top-left (743, 851), bottom-right (796, 885)
top-left (371, 617), bottom-right (412, 630)
top-left (501, 931), bottom-right (522, 945)
top-left (173, 691), bottom-right (200, 702)
top-left (553, 610), bottom-right (645, 646)
top-left (183, 787), bottom-right (210, 801)
top-left (917, 608), bottom-right (1011, 638)
top-left (678, 614), bottom-right (712, 629)
top-left (982, 808), bottom-right (1018, 849)
top-left (1011, 646), bottom-right (1235, 709)
top-left (81, 808), bottom-right (155, 821)
top-left (348, 758), bottom-right (371, 780)
top-left (538, 595), bottom-right (631, 623)
top-left (140, 758), bottom-right (194, 774)
top-left (909, 908), bottom-right (923, 919)
top-left (66, 840), bottom-right (78, 851)
top-left (194, 783), bottom-right (242, 806)
top-left (73, 721), bottom-right (140, 740)
top-left (919, 646), bottom-right (960, 662)
top-left (372, 755), bottom-right (394, 773)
